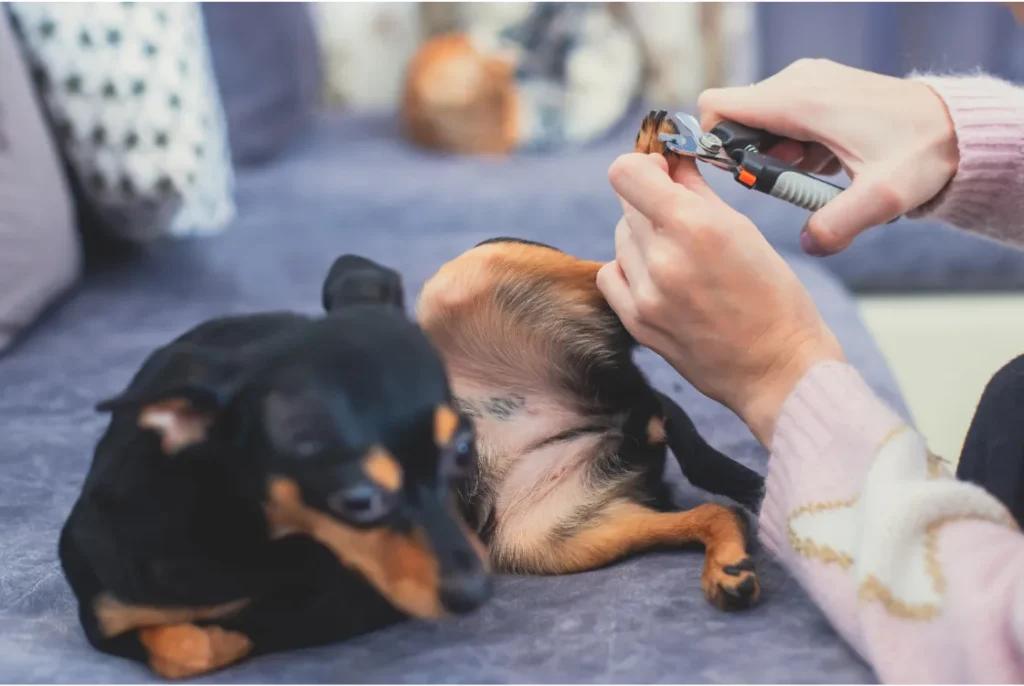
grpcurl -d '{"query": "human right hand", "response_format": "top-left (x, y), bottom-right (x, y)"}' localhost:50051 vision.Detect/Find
top-left (698, 59), bottom-right (960, 255)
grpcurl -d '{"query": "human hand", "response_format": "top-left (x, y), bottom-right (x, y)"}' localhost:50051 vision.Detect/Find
top-left (698, 59), bottom-right (959, 256)
top-left (597, 152), bottom-right (845, 446)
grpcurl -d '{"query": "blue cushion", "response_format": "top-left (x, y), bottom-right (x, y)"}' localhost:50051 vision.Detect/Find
top-left (202, 2), bottom-right (322, 167)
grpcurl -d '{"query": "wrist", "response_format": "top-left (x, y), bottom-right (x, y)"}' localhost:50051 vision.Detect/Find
top-left (913, 80), bottom-right (960, 202)
top-left (737, 333), bottom-right (846, 447)
top-left (907, 73), bottom-right (1024, 228)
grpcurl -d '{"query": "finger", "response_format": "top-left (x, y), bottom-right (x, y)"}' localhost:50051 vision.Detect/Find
top-left (763, 140), bottom-right (838, 175)
top-left (615, 154), bottom-right (665, 249)
top-left (764, 139), bottom-right (805, 166)
top-left (802, 172), bottom-right (901, 256)
top-left (648, 151), bottom-right (670, 175)
top-left (667, 155), bottom-right (716, 201)
top-left (596, 261), bottom-right (638, 324)
top-left (618, 201), bottom-right (655, 252)
top-left (614, 216), bottom-right (651, 289)
top-left (817, 158), bottom-right (844, 176)
top-left (608, 153), bottom-right (695, 228)
top-left (698, 84), bottom-right (809, 141)
top-left (798, 143), bottom-right (837, 175)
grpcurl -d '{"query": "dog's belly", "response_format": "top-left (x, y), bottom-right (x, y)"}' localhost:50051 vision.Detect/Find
top-left (448, 378), bottom-right (623, 571)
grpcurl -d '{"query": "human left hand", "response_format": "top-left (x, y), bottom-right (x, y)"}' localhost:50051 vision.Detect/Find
top-left (597, 152), bottom-right (846, 446)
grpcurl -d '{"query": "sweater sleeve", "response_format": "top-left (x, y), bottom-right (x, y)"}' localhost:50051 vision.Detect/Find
top-left (907, 74), bottom-right (1024, 246)
top-left (761, 361), bottom-right (1024, 682)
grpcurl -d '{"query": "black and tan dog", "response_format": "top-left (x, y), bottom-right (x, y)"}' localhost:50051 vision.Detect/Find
top-left (58, 255), bottom-right (490, 679)
top-left (416, 117), bottom-right (766, 608)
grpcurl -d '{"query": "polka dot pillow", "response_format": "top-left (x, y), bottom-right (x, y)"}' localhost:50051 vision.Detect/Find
top-left (7, 2), bottom-right (235, 242)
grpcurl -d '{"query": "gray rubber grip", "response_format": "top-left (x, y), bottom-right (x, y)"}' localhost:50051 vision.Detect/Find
top-left (769, 171), bottom-right (842, 213)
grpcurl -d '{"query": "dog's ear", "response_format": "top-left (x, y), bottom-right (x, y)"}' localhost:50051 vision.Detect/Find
top-left (96, 344), bottom-right (245, 455)
top-left (322, 254), bottom-right (405, 313)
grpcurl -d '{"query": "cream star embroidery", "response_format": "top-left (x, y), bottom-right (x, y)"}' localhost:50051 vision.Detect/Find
top-left (788, 426), bottom-right (1017, 620)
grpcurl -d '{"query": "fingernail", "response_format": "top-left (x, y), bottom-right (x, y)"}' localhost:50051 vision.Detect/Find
top-left (800, 228), bottom-right (827, 257)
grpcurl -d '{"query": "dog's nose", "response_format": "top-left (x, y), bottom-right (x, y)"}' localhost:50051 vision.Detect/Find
top-left (439, 573), bottom-right (492, 615)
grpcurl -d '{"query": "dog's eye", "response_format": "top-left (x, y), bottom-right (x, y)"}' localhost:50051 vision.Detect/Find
top-left (326, 483), bottom-right (393, 525)
top-left (443, 428), bottom-right (475, 479)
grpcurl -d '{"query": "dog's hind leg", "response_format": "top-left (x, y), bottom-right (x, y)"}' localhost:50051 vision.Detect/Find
top-left (532, 500), bottom-right (759, 611)
top-left (656, 391), bottom-right (766, 513)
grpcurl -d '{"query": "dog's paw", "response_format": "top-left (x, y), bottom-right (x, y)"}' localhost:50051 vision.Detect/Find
top-left (634, 109), bottom-right (681, 160)
top-left (139, 624), bottom-right (252, 680)
top-left (702, 553), bottom-right (760, 611)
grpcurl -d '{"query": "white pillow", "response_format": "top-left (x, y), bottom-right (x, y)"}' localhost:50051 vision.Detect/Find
top-left (7, 2), bottom-right (235, 242)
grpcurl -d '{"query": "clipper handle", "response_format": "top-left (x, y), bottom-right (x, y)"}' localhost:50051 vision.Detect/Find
top-left (731, 149), bottom-right (845, 213)
top-left (711, 119), bottom-right (900, 223)
top-left (768, 171), bottom-right (842, 213)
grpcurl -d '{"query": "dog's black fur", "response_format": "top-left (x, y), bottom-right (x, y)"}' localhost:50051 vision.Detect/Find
top-left (58, 255), bottom-right (490, 675)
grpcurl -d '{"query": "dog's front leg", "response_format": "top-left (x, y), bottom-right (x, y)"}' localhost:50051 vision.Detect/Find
top-left (138, 623), bottom-right (252, 680)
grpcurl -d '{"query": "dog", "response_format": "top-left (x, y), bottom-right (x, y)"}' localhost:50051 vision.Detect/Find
top-left (401, 4), bottom-right (643, 155)
top-left (58, 255), bottom-right (490, 679)
top-left (415, 131), bottom-right (766, 608)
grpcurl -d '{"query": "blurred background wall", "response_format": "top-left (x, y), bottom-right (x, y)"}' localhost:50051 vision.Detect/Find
top-left (310, 2), bottom-right (1024, 111)
top-left (758, 2), bottom-right (1024, 81)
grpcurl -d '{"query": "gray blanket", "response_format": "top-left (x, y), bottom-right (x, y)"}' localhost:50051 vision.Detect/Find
top-left (0, 111), bottom-right (908, 683)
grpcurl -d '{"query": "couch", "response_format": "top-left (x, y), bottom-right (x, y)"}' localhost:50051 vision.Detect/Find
top-left (1, 3), bottom-right (1018, 683)
top-left (1, 105), bottom-right (904, 683)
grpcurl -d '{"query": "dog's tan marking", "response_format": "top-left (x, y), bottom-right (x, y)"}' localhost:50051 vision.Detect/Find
top-left (138, 399), bottom-right (213, 455)
top-left (265, 477), bottom-right (487, 618)
top-left (647, 416), bottom-right (666, 444)
top-left (139, 623), bottom-right (252, 680)
top-left (92, 594), bottom-right (249, 639)
top-left (265, 477), bottom-right (304, 540)
top-left (434, 404), bottom-right (460, 446)
top-left (363, 447), bottom-right (403, 492)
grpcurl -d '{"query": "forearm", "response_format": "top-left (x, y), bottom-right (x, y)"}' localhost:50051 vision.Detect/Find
top-left (760, 361), bottom-right (1024, 682)
top-left (909, 74), bottom-right (1024, 246)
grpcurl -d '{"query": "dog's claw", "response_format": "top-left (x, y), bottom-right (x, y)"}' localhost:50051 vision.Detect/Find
top-left (704, 552), bottom-right (760, 611)
top-left (723, 558), bottom-right (755, 576)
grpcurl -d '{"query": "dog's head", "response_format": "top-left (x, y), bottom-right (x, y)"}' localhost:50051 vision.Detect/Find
top-left (95, 256), bottom-right (491, 619)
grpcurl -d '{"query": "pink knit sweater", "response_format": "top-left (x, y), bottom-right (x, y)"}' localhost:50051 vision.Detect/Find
top-left (763, 74), bottom-right (1024, 683)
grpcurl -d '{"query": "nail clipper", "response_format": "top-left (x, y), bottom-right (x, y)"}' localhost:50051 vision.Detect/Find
top-left (658, 112), bottom-right (845, 214)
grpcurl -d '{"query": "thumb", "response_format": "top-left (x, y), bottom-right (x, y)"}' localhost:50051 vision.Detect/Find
top-left (647, 151), bottom-right (669, 175)
top-left (802, 174), bottom-right (900, 256)
top-left (669, 154), bottom-right (715, 199)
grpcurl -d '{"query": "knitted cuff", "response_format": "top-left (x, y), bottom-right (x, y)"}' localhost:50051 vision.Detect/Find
top-left (908, 74), bottom-right (1024, 234)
